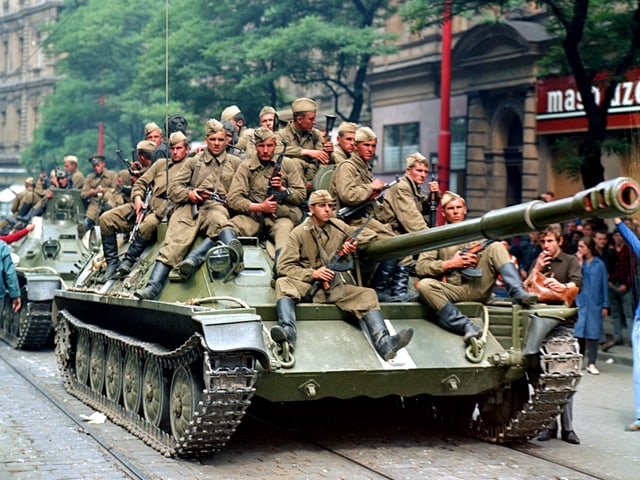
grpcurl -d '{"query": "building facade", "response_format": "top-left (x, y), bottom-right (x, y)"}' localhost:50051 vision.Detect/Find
top-left (0, 0), bottom-right (61, 188)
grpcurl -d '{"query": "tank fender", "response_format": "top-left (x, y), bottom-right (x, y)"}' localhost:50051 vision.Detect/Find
top-left (19, 273), bottom-right (61, 302)
top-left (523, 310), bottom-right (576, 356)
top-left (194, 312), bottom-right (270, 368)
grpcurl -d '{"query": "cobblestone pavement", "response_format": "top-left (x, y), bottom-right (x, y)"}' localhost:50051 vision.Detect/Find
top-left (1, 343), bottom-right (637, 480)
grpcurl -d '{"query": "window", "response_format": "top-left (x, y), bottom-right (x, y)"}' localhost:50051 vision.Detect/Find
top-left (449, 117), bottom-right (467, 195)
top-left (382, 122), bottom-right (419, 172)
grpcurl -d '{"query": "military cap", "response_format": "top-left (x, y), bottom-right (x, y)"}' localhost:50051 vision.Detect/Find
top-left (309, 189), bottom-right (335, 205)
top-left (337, 122), bottom-right (358, 133)
top-left (88, 154), bottom-right (106, 165)
top-left (221, 105), bottom-right (241, 122)
top-left (406, 152), bottom-right (427, 168)
top-left (253, 127), bottom-right (275, 143)
top-left (169, 131), bottom-right (188, 146)
top-left (259, 106), bottom-right (276, 118)
top-left (136, 140), bottom-right (157, 153)
top-left (205, 118), bottom-right (225, 135)
top-left (63, 155), bottom-right (78, 164)
top-left (144, 122), bottom-right (162, 136)
top-left (355, 126), bottom-right (377, 142)
top-left (291, 97), bottom-right (317, 113)
top-left (440, 190), bottom-right (465, 208)
top-left (25, 177), bottom-right (35, 185)
top-left (56, 170), bottom-right (68, 179)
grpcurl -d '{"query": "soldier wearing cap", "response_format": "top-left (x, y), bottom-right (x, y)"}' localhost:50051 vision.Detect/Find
top-left (135, 119), bottom-right (243, 299)
top-left (28, 169), bottom-right (73, 218)
top-left (414, 191), bottom-right (536, 347)
top-left (0, 177), bottom-right (42, 234)
top-left (275, 97), bottom-right (332, 188)
top-left (332, 122), bottom-right (358, 164)
top-left (63, 155), bottom-right (84, 189)
top-left (78, 154), bottom-right (118, 237)
top-left (259, 106), bottom-right (278, 132)
top-left (227, 127), bottom-right (306, 258)
top-left (272, 189), bottom-right (413, 361)
top-left (373, 152), bottom-right (441, 301)
top-left (221, 105), bottom-right (250, 151)
top-left (330, 126), bottom-right (398, 301)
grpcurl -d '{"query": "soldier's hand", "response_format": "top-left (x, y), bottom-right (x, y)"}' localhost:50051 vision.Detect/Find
top-left (261, 196), bottom-right (278, 214)
top-left (371, 178), bottom-right (386, 191)
top-left (270, 175), bottom-right (283, 190)
top-left (341, 238), bottom-right (357, 255)
top-left (134, 196), bottom-right (144, 214)
top-left (323, 142), bottom-right (334, 154)
top-left (304, 149), bottom-right (330, 165)
top-left (188, 189), bottom-right (204, 203)
top-left (428, 181), bottom-right (440, 193)
top-left (312, 266), bottom-right (334, 282)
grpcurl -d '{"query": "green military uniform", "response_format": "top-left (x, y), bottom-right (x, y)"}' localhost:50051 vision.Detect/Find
top-left (157, 148), bottom-right (240, 267)
top-left (0, 182), bottom-right (41, 232)
top-left (275, 121), bottom-right (325, 186)
top-left (80, 167), bottom-right (118, 222)
top-left (378, 174), bottom-right (430, 233)
top-left (69, 170), bottom-right (85, 190)
top-left (331, 144), bottom-right (351, 164)
top-left (276, 216), bottom-right (378, 318)
top-left (228, 151), bottom-right (306, 250)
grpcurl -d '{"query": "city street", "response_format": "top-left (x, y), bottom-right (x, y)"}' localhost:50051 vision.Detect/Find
top-left (0, 342), bottom-right (638, 480)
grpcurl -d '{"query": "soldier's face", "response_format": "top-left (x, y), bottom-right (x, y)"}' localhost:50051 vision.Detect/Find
top-left (337, 132), bottom-right (356, 153)
top-left (205, 131), bottom-right (227, 155)
top-left (64, 161), bottom-right (76, 172)
top-left (256, 138), bottom-right (276, 162)
top-left (443, 198), bottom-right (466, 223)
top-left (310, 203), bottom-right (333, 225)
top-left (170, 142), bottom-right (189, 162)
top-left (260, 113), bottom-right (275, 131)
top-left (295, 112), bottom-right (316, 132)
top-left (355, 139), bottom-right (377, 162)
top-left (407, 162), bottom-right (428, 185)
top-left (137, 151), bottom-right (153, 167)
top-left (93, 161), bottom-right (105, 174)
top-left (146, 130), bottom-right (163, 146)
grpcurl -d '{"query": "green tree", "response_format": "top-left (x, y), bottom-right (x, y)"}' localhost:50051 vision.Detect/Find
top-left (402, 1), bottom-right (640, 188)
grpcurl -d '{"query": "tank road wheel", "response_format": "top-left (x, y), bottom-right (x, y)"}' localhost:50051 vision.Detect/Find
top-left (75, 332), bottom-right (91, 385)
top-left (122, 350), bottom-right (143, 414)
top-left (169, 365), bottom-right (204, 441)
top-left (105, 344), bottom-right (123, 404)
top-left (477, 378), bottom-right (530, 428)
top-left (142, 357), bottom-right (170, 429)
top-left (89, 338), bottom-right (106, 394)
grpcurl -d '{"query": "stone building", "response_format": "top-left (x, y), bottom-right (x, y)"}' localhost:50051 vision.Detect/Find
top-left (0, 0), bottom-right (61, 188)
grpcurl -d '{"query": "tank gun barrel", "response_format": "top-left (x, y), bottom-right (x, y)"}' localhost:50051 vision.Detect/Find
top-left (364, 176), bottom-right (640, 262)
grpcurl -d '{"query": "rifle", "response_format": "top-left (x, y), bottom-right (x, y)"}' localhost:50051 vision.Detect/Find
top-left (337, 176), bottom-right (400, 220)
top-left (39, 159), bottom-right (51, 189)
top-left (306, 215), bottom-right (372, 299)
top-left (190, 188), bottom-right (227, 219)
top-left (129, 186), bottom-right (153, 241)
top-left (116, 149), bottom-right (144, 177)
top-left (266, 141), bottom-right (288, 200)
top-left (455, 239), bottom-right (495, 278)
top-left (427, 154), bottom-right (438, 227)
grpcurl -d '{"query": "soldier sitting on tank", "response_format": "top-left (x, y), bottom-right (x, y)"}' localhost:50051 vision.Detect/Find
top-left (135, 119), bottom-right (243, 299)
top-left (227, 127), bottom-right (306, 265)
top-left (28, 170), bottom-right (73, 219)
top-left (78, 154), bottom-right (118, 237)
top-left (97, 140), bottom-right (156, 281)
top-left (0, 177), bottom-right (42, 235)
top-left (271, 189), bottom-right (414, 361)
top-left (414, 191), bottom-right (537, 345)
top-left (330, 126), bottom-right (399, 302)
top-left (376, 152), bottom-right (441, 302)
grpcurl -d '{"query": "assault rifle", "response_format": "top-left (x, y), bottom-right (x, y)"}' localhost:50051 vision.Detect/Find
top-left (129, 186), bottom-right (153, 242)
top-left (427, 154), bottom-right (438, 227)
top-left (266, 141), bottom-right (288, 200)
top-left (337, 176), bottom-right (399, 220)
top-left (191, 188), bottom-right (227, 219)
top-left (116, 149), bottom-right (144, 177)
top-left (306, 215), bottom-right (372, 299)
top-left (456, 239), bottom-right (495, 278)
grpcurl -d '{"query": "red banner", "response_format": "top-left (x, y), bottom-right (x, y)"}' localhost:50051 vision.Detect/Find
top-left (536, 69), bottom-right (640, 134)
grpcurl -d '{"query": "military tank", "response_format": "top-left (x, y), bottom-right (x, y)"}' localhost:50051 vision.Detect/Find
top-left (1, 188), bottom-right (91, 349)
top-left (52, 177), bottom-right (639, 457)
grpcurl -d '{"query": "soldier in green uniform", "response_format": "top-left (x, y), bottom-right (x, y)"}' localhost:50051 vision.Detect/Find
top-left (134, 119), bottom-right (243, 299)
top-left (272, 189), bottom-right (413, 360)
top-left (227, 127), bottom-right (306, 254)
top-left (97, 140), bottom-right (156, 280)
top-left (275, 97), bottom-right (332, 189)
top-left (415, 191), bottom-right (536, 344)
top-left (376, 152), bottom-right (440, 301)
top-left (331, 121), bottom-right (357, 164)
top-left (78, 154), bottom-right (118, 237)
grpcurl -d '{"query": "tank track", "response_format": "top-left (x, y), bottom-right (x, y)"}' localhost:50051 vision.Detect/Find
top-left (0, 300), bottom-right (53, 350)
top-left (54, 309), bottom-right (258, 458)
top-left (467, 332), bottom-right (582, 443)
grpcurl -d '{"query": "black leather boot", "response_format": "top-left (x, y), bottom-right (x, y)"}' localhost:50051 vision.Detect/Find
top-left (134, 262), bottom-right (172, 300)
top-left (100, 233), bottom-right (119, 281)
top-left (363, 310), bottom-right (413, 360)
top-left (387, 265), bottom-right (419, 302)
top-left (116, 233), bottom-right (148, 278)
top-left (176, 237), bottom-right (216, 280)
top-left (499, 262), bottom-right (537, 306)
top-left (77, 217), bottom-right (94, 237)
top-left (435, 302), bottom-right (482, 344)
top-left (270, 297), bottom-right (297, 350)
top-left (370, 259), bottom-right (398, 302)
top-left (219, 228), bottom-right (244, 272)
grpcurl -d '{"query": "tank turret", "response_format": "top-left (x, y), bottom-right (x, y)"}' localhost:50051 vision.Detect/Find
top-left (52, 177), bottom-right (640, 458)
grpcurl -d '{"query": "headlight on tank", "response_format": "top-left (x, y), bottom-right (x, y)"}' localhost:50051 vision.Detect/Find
top-left (55, 195), bottom-right (72, 209)
top-left (206, 245), bottom-right (231, 278)
top-left (42, 239), bottom-right (61, 259)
